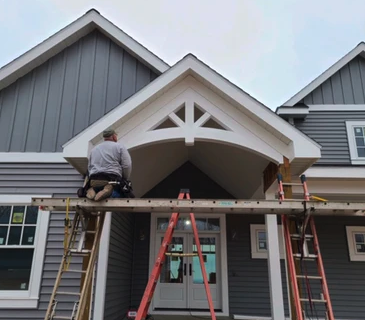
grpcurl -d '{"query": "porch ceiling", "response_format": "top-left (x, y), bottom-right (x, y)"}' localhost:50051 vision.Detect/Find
top-left (130, 140), bottom-right (269, 199)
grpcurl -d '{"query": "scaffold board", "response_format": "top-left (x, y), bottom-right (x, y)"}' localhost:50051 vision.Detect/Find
top-left (32, 197), bottom-right (365, 216)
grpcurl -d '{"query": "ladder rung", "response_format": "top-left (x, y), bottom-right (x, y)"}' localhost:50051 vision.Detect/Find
top-left (293, 253), bottom-right (318, 260)
top-left (63, 269), bottom-right (86, 273)
top-left (53, 317), bottom-right (72, 320)
top-left (56, 291), bottom-right (81, 296)
top-left (282, 182), bottom-right (303, 186)
top-left (300, 298), bottom-right (327, 303)
top-left (69, 249), bottom-right (91, 254)
top-left (291, 234), bottom-right (313, 239)
top-left (296, 275), bottom-right (322, 280)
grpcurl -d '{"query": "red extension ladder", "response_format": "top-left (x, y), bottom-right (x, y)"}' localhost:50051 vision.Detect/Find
top-left (135, 189), bottom-right (216, 320)
top-left (278, 174), bottom-right (335, 320)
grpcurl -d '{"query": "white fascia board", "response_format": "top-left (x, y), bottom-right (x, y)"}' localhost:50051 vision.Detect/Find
top-left (308, 104), bottom-right (365, 111)
top-left (276, 106), bottom-right (309, 115)
top-left (0, 152), bottom-right (67, 163)
top-left (304, 167), bottom-right (365, 179)
top-left (282, 43), bottom-right (365, 107)
top-left (0, 10), bottom-right (169, 91)
top-left (63, 54), bottom-right (321, 162)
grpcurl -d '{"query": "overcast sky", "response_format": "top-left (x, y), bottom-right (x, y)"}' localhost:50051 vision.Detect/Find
top-left (1, 0), bottom-right (365, 109)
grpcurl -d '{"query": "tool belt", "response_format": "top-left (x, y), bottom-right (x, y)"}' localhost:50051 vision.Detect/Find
top-left (77, 172), bottom-right (135, 198)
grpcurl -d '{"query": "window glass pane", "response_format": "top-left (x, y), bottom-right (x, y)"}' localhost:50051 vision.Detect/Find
top-left (11, 206), bottom-right (25, 224)
top-left (196, 218), bottom-right (207, 230)
top-left (22, 227), bottom-right (36, 245)
top-left (0, 248), bottom-right (34, 290)
top-left (193, 237), bottom-right (216, 284)
top-left (160, 237), bottom-right (184, 284)
top-left (0, 206), bottom-right (11, 224)
top-left (207, 218), bottom-right (220, 231)
top-left (0, 226), bottom-right (8, 245)
top-left (25, 207), bottom-right (38, 224)
top-left (355, 233), bottom-right (364, 243)
top-left (257, 231), bottom-right (267, 250)
top-left (357, 148), bottom-right (365, 157)
top-left (354, 127), bottom-right (363, 136)
top-left (355, 137), bottom-right (365, 147)
top-left (8, 226), bottom-right (22, 245)
top-left (157, 218), bottom-right (169, 231)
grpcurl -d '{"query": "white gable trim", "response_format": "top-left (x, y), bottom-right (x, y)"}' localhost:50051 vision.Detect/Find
top-left (0, 9), bottom-right (169, 91)
top-left (63, 54), bottom-right (321, 163)
top-left (0, 152), bottom-right (66, 163)
top-left (283, 42), bottom-right (365, 107)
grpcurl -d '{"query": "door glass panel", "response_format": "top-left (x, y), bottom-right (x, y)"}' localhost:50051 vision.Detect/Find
top-left (160, 237), bottom-right (184, 283)
top-left (192, 237), bottom-right (216, 284)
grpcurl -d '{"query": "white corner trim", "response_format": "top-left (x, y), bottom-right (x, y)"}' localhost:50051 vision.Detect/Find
top-left (308, 104), bottom-right (365, 111)
top-left (304, 167), bottom-right (365, 179)
top-left (0, 152), bottom-right (67, 163)
top-left (346, 226), bottom-right (365, 262)
top-left (345, 120), bottom-right (365, 165)
top-left (0, 194), bottom-right (51, 308)
top-left (93, 211), bottom-right (112, 320)
top-left (0, 10), bottom-right (168, 91)
top-left (250, 224), bottom-right (285, 259)
top-left (283, 43), bottom-right (365, 106)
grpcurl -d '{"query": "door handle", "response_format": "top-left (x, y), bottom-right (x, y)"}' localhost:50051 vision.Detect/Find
top-left (184, 263), bottom-right (186, 276)
top-left (189, 263), bottom-right (192, 276)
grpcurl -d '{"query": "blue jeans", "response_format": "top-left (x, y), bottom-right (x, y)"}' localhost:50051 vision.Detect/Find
top-left (92, 186), bottom-right (123, 198)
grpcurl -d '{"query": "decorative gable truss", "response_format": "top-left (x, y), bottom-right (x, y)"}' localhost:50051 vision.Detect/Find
top-left (106, 77), bottom-right (288, 165)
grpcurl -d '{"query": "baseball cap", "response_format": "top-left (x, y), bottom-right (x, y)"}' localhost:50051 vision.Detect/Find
top-left (103, 128), bottom-right (116, 138)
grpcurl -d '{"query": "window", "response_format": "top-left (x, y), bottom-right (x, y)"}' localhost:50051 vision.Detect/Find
top-left (346, 121), bottom-right (365, 164)
top-left (0, 195), bottom-right (50, 308)
top-left (250, 224), bottom-right (285, 259)
top-left (346, 226), bottom-right (365, 261)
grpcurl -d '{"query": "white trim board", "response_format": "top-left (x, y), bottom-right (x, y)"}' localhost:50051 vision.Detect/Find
top-left (308, 104), bottom-right (365, 111)
top-left (0, 152), bottom-right (67, 163)
top-left (282, 42), bottom-right (365, 107)
top-left (0, 194), bottom-right (51, 308)
top-left (62, 54), bottom-right (321, 166)
top-left (304, 167), bottom-right (365, 179)
top-left (0, 9), bottom-right (169, 91)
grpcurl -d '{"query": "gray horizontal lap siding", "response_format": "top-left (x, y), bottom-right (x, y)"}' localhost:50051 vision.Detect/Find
top-left (0, 29), bottom-right (159, 153)
top-left (294, 111), bottom-right (365, 165)
top-left (300, 56), bottom-right (365, 104)
top-left (0, 163), bottom-right (85, 320)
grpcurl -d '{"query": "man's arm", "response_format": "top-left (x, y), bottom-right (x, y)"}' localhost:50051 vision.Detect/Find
top-left (119, 144), bottom-right (132, 180)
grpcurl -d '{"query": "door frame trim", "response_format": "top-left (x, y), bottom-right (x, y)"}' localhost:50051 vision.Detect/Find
top-left (148, 212), bottom-right (229, 317)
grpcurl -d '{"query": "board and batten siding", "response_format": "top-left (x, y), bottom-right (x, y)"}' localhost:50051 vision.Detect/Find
top-left (0, 163), bottom-right (85, 319)
top-left (0, 29), bottom-right (159, 153)
top-left (299, 56), bottom-right (365, 105)
top-left (294, 111), bottom-right (365, 165)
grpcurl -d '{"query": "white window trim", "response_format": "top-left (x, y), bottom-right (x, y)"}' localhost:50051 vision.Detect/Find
top-left (0, 194), bottom-right (51, 308)
top-left (346, 226), bottom-right (365, 262)
top-left (250, 224), bottom-right (285, 259)
top-left (345, 121), bottom-right (365, 165)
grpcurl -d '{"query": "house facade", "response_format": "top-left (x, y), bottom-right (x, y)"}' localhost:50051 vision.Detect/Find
top-left (0, 9), bottom-right (364, 320)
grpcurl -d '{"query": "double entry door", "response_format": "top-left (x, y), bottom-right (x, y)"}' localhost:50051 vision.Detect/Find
top-left (154, 233), bottom-right (221, 310)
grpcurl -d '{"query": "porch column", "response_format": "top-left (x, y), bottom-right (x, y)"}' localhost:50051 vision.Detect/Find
top-left (264, 161), bottom-right (285, 320)
top-left (265, 193), bottom-right (285, 320)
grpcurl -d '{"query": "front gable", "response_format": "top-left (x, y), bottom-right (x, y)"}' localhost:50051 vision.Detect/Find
top-left (63, 54), bottom-right (321, 177)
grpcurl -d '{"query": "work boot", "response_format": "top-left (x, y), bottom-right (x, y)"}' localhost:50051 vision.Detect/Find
top-left (94, 184), bottom-right (113, 201)
top-left (86, 188), bottom-right (96, 200)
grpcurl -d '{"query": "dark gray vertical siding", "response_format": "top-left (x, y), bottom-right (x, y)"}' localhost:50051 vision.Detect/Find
top-left (300, 56), bottom-right (365, 104)
top-left (0, 163), bottom-right (85, 319)
top-left (103, 212), bottom-right (135, 320)
top-left (294, 111), bottom-right (365, 165)
top-left (0, 29), bottom-right (159, 152)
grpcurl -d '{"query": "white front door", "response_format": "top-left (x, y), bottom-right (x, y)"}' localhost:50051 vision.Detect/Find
top-left (153, 221), bottom-right (221, 311)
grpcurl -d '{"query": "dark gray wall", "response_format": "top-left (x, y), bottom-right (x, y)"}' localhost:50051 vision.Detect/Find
top-left (103, 212), bottom-right (134, 320)
top-left (294, 111), bottom-right (365, 165)
top-left (0, 29), bottom-right (159, 153)
top-left (300, 56), bottom-right (365, 104)
top-left (0, 163), bottom-right (85, 320)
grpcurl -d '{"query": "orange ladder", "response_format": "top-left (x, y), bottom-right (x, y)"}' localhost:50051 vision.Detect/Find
top-left (135, 189), bottom-right (216, 320)
top-left (278, 174), bottom-right (335, 320)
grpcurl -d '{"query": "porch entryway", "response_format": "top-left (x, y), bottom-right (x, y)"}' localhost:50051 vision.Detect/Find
top-left (151, 214), bottom-right (223, 311)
